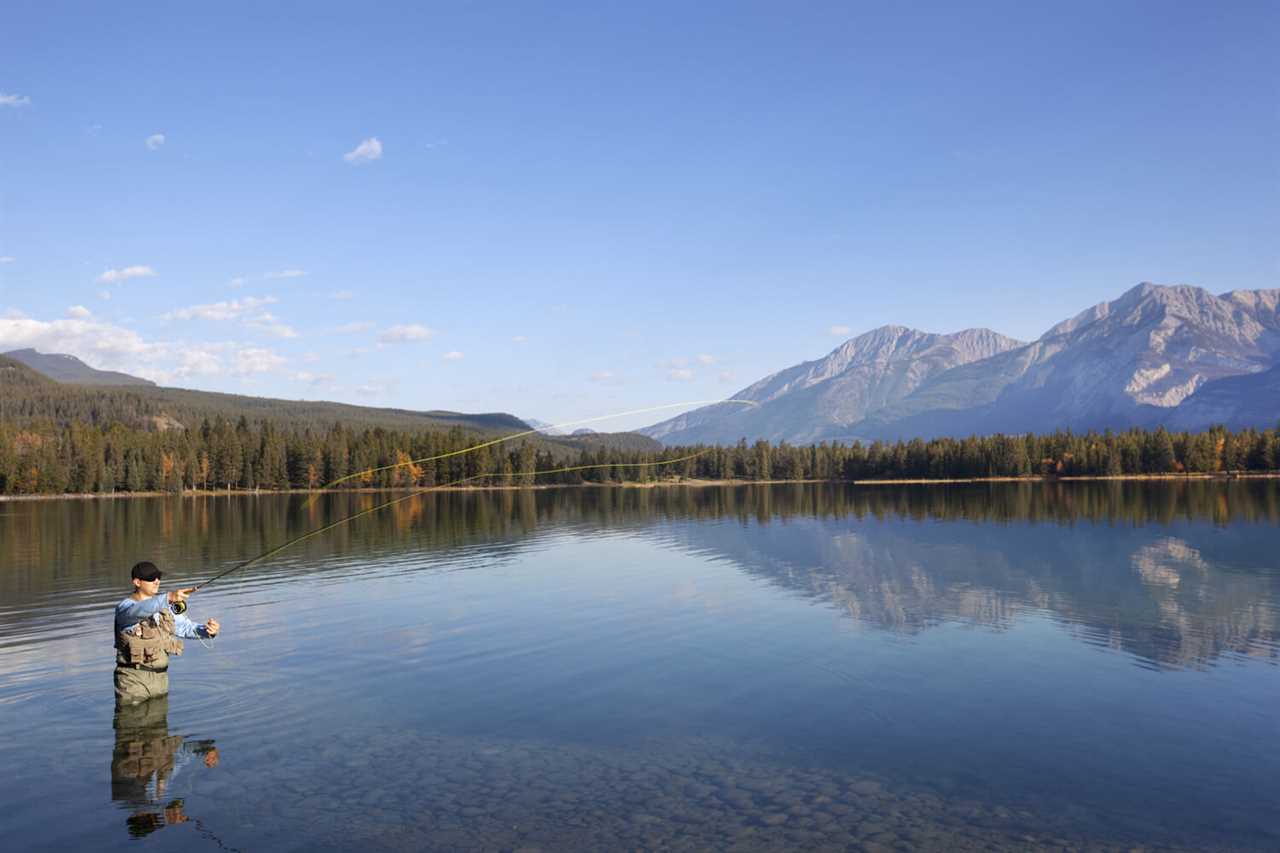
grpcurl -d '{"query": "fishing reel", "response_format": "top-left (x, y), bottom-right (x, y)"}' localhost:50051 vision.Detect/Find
top-left (170, 600), bottom-right (188, 616)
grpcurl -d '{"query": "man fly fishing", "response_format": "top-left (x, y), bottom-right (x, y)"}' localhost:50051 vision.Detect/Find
top-left (103, 413), bottom-right (747, 707)
top-left (114, 562), bottom-right (221, 706)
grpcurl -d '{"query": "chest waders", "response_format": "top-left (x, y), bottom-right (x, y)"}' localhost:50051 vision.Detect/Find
top-left (114, 609), bottom-right (185, 706)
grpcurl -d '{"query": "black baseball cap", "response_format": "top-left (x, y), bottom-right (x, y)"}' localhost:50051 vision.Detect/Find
top-left (130, 562), bottom-right (163, 582)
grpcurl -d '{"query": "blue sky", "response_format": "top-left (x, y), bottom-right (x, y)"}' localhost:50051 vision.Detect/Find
top-left (2, 1), bottom-right (1276, 430)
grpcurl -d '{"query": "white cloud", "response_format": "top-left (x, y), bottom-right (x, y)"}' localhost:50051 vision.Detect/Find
top-left (145, 133), bottom-right (166, 150)
top-left (330, 290), bottom-right (354, 300)
top-left (266, 269), bottom-right (307, 279)
top-left (829, 324), bottom-right (852, 337)
top-left (98, 265), bottom-right (157, 284)
top-left (667, 368), bottom-right (695, 382)
top-left (98, 290), bottom-right (112, 301)
top-left (512, 335), bottom-right (528, 343)
top-left (442, 350), bottom-right (464, 361)
top-left (717, 370), bottom-right (736, 384)
top-left (344, 137), bottom-right (383, 164)
top-left (301, 351), bottom-right (321, 363)
top-left (354, 378), bottom-right (397, 397)
top-left (663, 356), bottom-right (690, 368)
top-left (66, 305), bottom-right (91, 319)
top-left (334, 321), bottom-right (374, 334)
top-left (171, 346), bottom-right (228, 380)
top-left (0, 93), bottom-right (31, 108)
top-left (0, 313), bottom-right (229, 384)
top-left (244, 312), bottom-right (298, 339)
top-left (228, 276), bottom-right (246, 289)
top-left (589, 370), bottom-right (615, 382)
top-left (294, 371), bottom-right (334, 386)
top-left (0, 256), bottom-right (14, 263)
top-left (697, 354), bottom-right (716, 365)
top-left (378, 323), bottom-right (433, 343)
top-left (163, 295), bottom-right (278, 321)
top-left (234, 347), bottom-right (287, 375)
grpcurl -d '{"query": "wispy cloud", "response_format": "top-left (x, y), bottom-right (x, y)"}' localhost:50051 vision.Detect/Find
top-left (145, 133), bottom-right (166, 150)
top-left (589, 370), bottom-right (616, 383)
top-left (696, 354), bottom-right (717, 365)
top-left (234, 347), bottom-right (288, 375)
top-left (265, 268), bottom-right (307, 279)
top-left (293, 371), bottom-right (334, 386)
top-left (98, 290), bottom-right (112, 301)
top-left (0, 256), bottom-right (14, 263)
top-left (244, 311), bottom-right (298, 339)
top-left (828, 324), bottom-right (852, 337)
top-left (512, 335), bottom-right (528, 343)
top-left (667, 368), bottom-right (695, 382)
top-left (0, 93), bottom-right (31, 108)
top-left (163, 295), bottom-right (278, 321)
top-left (378, 323), bottom-right (433, 343)
top-left (717, 370), bottom-right (736, 384)
top-left (66, 305), bottom-right (91, 319)
top-left (442, 350), bottom-right (464, 361)
top-left (334, 321), bottom-right (374, 334)
top-left (98, 265), bottom-right (157, 284)
top-left (330, 290), bottom-right (354, 300)
top-left (355, 378), bottom-right (397, 397)
top-left (344, 137), bottom-right (383, 164)
top-left (228, 276), bottom-right (246, 289)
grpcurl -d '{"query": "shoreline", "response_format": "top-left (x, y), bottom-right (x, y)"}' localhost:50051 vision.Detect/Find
top-left (1, 472), bottom-right (1275, 502)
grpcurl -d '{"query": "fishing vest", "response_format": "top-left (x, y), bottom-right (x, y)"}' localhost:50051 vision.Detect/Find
top-left (116, 607), bottom-right (184, 669)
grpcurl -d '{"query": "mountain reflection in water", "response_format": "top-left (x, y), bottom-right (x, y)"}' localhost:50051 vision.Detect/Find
top-left (660, 500), bottom-right (1278, 670)
top-left (3, 480), bottom-right (1276, 671)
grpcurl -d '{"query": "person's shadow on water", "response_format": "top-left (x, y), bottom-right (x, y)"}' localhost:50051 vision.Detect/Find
top-left (111, 695), bottom-right (219, 839)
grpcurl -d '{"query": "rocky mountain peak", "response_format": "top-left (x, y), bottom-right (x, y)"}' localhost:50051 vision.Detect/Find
top-left (641, 283), bottom-right (1280, 445)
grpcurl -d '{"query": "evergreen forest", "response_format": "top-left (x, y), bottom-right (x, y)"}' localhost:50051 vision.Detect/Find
top-left (3, 352), bottom-right (1279, 496)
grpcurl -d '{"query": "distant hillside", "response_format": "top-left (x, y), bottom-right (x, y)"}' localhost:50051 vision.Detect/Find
top-left (0, 354), bottom-right (654, 456)
top-left (4, 348), bottom-right (156, 386)
top-left (522, 418), bottom-right (567, 436)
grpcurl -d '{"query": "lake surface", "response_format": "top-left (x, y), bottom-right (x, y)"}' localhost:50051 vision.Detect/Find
top-left (1, 482), bottom-right (1278, 851)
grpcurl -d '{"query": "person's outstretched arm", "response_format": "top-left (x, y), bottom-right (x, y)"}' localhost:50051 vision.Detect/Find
top-left (172, 611), bottom-right (212, 640)
top-left (114, 588), bottom-right (194, 632)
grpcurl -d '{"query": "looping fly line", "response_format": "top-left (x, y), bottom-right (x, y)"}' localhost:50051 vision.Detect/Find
top-left (305, 399), bottom-right (757, 505)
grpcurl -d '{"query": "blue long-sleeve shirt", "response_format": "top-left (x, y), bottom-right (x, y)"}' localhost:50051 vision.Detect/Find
top-left (115, 595), bottom-right (210, 641)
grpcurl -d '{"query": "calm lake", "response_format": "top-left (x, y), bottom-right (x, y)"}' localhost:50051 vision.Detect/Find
top-left (1, 482), bottom-right (1278, 851)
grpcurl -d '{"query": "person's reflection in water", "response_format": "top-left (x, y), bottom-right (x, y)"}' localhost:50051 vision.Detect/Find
top-left (110, 694), bottom-right (218, 839)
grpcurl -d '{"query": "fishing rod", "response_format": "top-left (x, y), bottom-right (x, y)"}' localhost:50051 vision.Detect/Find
top-left (175, 398), bottom-right (759, 608)
top-left (175, 450), bottom-right (712, 607)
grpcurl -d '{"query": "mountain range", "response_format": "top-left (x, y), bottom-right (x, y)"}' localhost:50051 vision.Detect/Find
top-left (641, 283), bottom-right (1280, 445)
